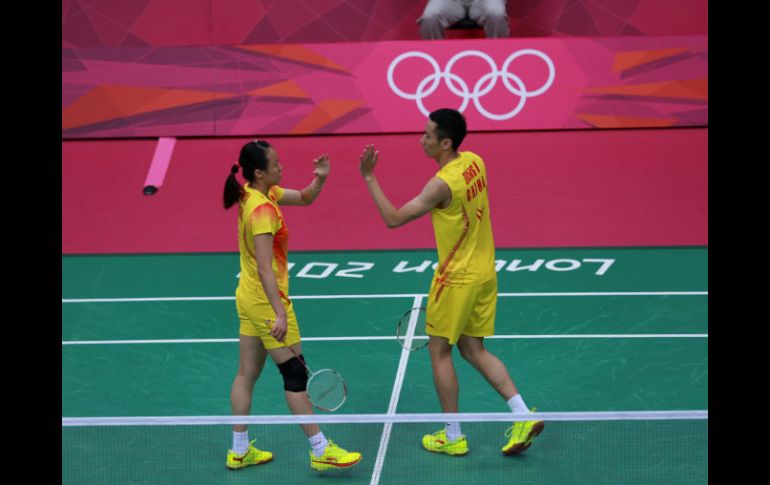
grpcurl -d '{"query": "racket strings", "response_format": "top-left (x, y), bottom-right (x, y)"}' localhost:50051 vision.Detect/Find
top-left (397, 307), bottom-right (429, 351)
top-left (308, 370), bottom-right (347, 412)
top-left (279, 334), bottom-right (347, 412)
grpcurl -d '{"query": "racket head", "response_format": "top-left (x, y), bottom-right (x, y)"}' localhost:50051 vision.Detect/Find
top-left (396, 306), bottom-right (429, 351)
top-left (306, 368), bottom-right (348, 412)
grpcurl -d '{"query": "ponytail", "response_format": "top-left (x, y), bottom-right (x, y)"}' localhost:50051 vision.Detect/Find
top-left (223, 140), bottom-right (271, 210)
top-left (223, 164), bottom-right (243, 209)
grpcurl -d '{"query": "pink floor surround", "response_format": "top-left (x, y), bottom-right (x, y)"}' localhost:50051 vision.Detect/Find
top-left (62, 128), bottom-right (707, 254)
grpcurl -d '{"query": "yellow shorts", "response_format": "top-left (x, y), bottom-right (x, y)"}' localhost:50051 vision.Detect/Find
top-left (426, 277), bottom-right (497, 345)
top-left (235, 296), bottom-right (301, 350)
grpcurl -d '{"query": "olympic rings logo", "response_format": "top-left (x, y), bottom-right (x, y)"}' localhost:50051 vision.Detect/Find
top-left (386, 49), bottom-right (555, 121)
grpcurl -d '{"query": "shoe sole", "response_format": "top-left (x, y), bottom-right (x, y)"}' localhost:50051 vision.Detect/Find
top-left (423, 445), bottom-right (469, 456)
top-left (226, 456), bottom-right (273, 470)
top-left (502, 421), bottom-right (545, 456)
top-left (311, 456), bottom-right (362, 472)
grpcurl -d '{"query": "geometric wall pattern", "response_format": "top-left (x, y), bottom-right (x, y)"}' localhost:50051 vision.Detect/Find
top-left (63, 36), bottom-right (707, 138)
top-left (62, 0), bottom-right (708, 47)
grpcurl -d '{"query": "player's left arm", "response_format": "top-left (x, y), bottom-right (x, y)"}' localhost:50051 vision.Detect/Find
top-left (279, 154), bottom-right (330, 206)
top-left (359, 144), bottom-right (451, 228)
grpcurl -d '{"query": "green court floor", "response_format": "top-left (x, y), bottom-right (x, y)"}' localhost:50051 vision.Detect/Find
top-left (62, 247), bottom-right (708, 484)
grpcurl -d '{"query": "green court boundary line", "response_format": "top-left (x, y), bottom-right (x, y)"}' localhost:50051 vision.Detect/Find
top-left (61, 410), bottom-right (708, 426)
top-left (61, 291), bottom-right (708, 303)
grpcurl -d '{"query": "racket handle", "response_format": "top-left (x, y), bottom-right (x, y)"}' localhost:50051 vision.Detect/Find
top-left (266, 319), bottom-right (311, 372)
top-left (286, 345), bottom-right (300, 360)
top-left (284, 340), bottom-right (312, 373)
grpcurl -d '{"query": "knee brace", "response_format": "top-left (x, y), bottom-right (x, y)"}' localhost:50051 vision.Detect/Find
top-left (277, 356), bottom-right (308, 392)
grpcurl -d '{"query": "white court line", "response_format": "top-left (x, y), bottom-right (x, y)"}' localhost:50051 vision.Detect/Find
top-left (61, 291), bottom-right (708, 303)
top-left (62, 410), bottom-right (708, 427)
top-left (498, 291), bottom-right (708, 297)
top-left (61, 295), bottom-right (416, 303)
top-left (61, 333), bottom-right (708, 346)
top-left (370, 296), bottom-right (422, 485)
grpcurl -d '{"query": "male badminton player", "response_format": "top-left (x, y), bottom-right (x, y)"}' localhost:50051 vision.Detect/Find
top-left (359, 109), bottom-right (544, 456)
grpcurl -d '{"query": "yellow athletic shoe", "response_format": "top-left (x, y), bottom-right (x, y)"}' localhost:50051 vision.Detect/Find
top-left (422, 429), bottom-right (469, 456)
top-left (502, 409), bottom-right (544, 456)
top-left (226, 440), bottom-right (273, 470)
top-left (309, 440), bottom-right (362, 471)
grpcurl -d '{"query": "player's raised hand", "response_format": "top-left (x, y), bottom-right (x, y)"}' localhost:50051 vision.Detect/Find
top-left (359, 144), bottom-right (379, 180)
top-left (313, 154), bottom-right (330, 181)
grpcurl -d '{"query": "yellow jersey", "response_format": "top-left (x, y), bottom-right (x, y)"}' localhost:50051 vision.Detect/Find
top-left (431, 151), bottom-right (496, 287)
top-left (235, 184), bottom-right (289, 303)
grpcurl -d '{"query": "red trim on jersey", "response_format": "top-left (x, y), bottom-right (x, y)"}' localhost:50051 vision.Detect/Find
top-left (437, 206), bottom-right (471, 276)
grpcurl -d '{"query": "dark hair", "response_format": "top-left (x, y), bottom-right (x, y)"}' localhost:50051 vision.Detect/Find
top-left (223, 140), bottom-right (272, 209)
top-left (429, 108), bottom-right (467, 151)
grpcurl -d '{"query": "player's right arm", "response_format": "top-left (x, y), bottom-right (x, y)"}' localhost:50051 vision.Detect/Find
top-left (359, 144), bottom-right (450, 228)
top-left (254, 233), bottom-right (287, 341)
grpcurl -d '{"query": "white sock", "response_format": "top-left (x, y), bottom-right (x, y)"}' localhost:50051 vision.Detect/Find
top-left (445, 422), bottom-right (463, 441)
top-left (309, 431), bottom-right (329, 457)
top-left (233, 431), bottom-right (249, 455)
top-left (507, 394), bottom-right (531, 415)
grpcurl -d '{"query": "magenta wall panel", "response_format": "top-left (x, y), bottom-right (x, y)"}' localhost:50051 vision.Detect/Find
top-left (62, 36), bottom-right (707, 138)
top-left (62, 128), bottom-right (707, 254)
top-left (62, 0), bottom-right (707, 47)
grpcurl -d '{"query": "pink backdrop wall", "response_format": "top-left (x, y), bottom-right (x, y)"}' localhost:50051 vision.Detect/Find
top-left (63, 0), bottom-right (708, 47)
top-left (61, 1), bottom-right (708, 253)
top-left (63, 36), bottom-right (707, 138)
top-left (61, 128), bottom-right (707, 254)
